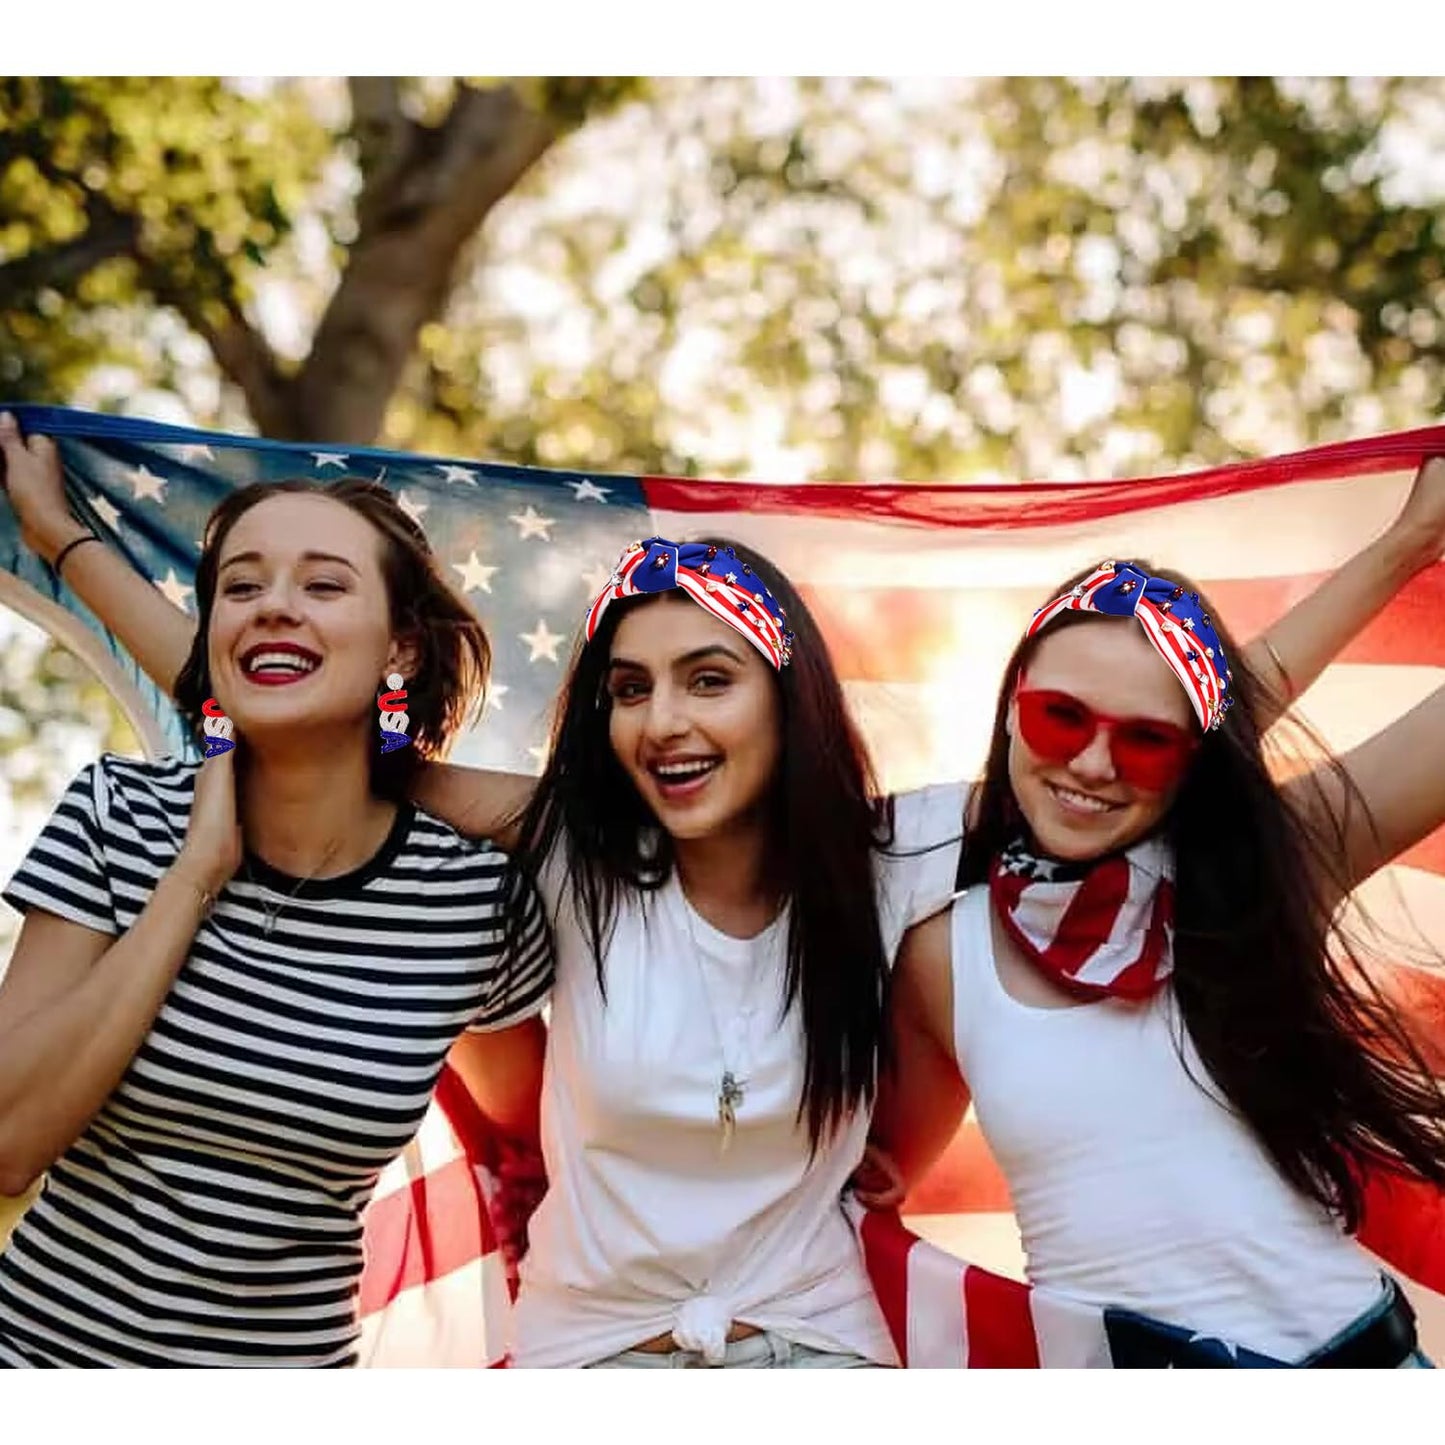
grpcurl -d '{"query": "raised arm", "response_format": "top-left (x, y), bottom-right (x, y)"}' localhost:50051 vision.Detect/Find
top-left (0, 413), bottom-right (195, 693)
top-left (1243, 455), bottom-right (1445, 730)
top-left (3, 415), bottom-right (540, 841)
top-left (863, 909), bottom-right (972, 1204)
top-left (1286, 677), bottom-right (1445, 907)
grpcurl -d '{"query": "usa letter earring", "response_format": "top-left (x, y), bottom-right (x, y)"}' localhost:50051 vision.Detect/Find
top-left (201, 698), bottom-right (236, 758)
top-left (377, 673), bottom-right (411, 754)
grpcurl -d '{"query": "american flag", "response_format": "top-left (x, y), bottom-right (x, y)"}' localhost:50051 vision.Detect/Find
top-left (2, 403), bottom-right (1443, 1366)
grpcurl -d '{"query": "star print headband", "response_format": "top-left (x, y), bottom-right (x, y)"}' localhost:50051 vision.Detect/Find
top-left (584, 538), bottom-right (795, 669)
top-left (1026, 562), bottom-right (1233, 732)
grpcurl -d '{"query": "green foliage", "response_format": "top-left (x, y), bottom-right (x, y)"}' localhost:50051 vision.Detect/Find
top-left (961, 77), bottom-right (1445, 467)
top-left (4, 77), bottom-right (1441, 476)
top-left (392, 77), bottom-right (1445, 482)
top-left (1, 78), bottom-right (327, 320)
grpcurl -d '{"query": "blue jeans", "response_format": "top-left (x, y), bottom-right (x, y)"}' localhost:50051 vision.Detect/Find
top-left (588, 1332), bottom-right (884, 1369)
top-left (1298, 1278), bottom-right (1432, 1369)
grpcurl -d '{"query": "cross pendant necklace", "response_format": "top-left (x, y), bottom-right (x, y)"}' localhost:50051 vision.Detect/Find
top-left (679, 888), bottom-right (763, 1155)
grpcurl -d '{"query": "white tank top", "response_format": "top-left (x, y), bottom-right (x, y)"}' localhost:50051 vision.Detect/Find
top-left (948, 886), bottom-right (1383, 1361)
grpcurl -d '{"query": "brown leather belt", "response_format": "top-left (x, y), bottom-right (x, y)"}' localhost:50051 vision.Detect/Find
top-left (629, 1321), bottom-right (763, 1355)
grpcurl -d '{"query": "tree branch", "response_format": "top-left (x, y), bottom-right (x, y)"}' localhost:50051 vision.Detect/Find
top-left (0, 142), bottom-right (142, 308)
top-left (290, 81), bottom-right (561, 443)
top-left (348, 77), bottom-right (413, 232)
top-left (0, 208), bottom-right (138, 309)
top-left (139, 261), bottom-right (298, 438)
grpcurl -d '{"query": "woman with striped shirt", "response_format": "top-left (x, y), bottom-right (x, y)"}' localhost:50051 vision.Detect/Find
top-left (0, 422), bottom-right (551, 1366)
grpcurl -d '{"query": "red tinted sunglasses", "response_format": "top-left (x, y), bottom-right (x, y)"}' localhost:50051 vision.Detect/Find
top-left (1013, 685), bottom-right (1199, 792)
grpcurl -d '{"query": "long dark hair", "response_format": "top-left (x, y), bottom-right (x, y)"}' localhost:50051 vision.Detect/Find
top-left (960, 561), bottom-right (1445, 1229)
top-left (174, 477), bottom-right (491, 802)
top-left (503, 538), bottom-right (895, 1150)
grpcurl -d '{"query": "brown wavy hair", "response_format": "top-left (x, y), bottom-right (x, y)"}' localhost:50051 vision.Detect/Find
top-left (173, 477), bottom-right (490, 801)
top-left (958, 560), bottom-right (1445, 1228)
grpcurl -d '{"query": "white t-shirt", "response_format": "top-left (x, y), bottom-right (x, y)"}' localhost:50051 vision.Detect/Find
top-left (511, 783), bottom-right (966, 1367)
top-left (947, 886), bottom-right (1384, 1360)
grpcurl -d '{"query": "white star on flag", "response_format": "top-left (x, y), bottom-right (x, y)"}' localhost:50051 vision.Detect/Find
top-left (509, 506), bottom-right (556, 541)
top-left (154, 568), bottom-right (194, 612)
top-left (568, 480), bottom-right (610, 503)
top-left (436, 464), bottom-right (480, 486)
top-left (452, 551), bottom-right (498, 594)
top-left (89, 494), bottom-right (124, 533)
top-left (484, 682), bottom-right (510, 713)
top-left (520, 619), bottom-right (565, 663)
top-left (173, 444), bottom-right (215, 463)
top-left (126, 465), bottom-right (168, 504)
top-left (311, 452), bottom-right (349, 469)
top-left (397, 491), bottom-right (429, 526)
top-left (1188, 1333), bottom-right (1239, 1359)
top-left (580, 562), bottom-right (614, 594)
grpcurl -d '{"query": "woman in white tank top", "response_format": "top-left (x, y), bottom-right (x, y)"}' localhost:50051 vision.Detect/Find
top-left (864, 535), bottom-right (1445, 1367)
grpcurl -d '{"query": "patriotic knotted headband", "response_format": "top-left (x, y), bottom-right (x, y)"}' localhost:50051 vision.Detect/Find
top-left (1027, 562), bottom-right (1233, 732)
top-left (584, 538), bottom-right (795, 669)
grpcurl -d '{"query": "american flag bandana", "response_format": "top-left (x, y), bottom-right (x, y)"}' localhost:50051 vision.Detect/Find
top-left (988, 835), bottom-right (1176, 1001)
top-left (1027, 562), bottom-right (1233, 732)
top-left (584, 537), bottom-right (795, 669)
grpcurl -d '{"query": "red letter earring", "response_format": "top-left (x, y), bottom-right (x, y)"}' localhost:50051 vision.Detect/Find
top-left (378, 673), bottom-right (411, 754)
top-left (201, 698), bottom-right (235, 758)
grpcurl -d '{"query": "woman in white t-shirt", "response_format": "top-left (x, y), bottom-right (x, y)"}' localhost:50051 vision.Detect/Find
top-left (860, 549), bottom-right (1445, 1368)
top-left (490, 537), bottom-right (959, 1367)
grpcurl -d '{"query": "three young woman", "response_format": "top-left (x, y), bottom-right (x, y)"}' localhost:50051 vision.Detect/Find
top-left (5, 411), bottom-right (1445, 1367)
top-left (0, 418), bottom-right (550, 1366)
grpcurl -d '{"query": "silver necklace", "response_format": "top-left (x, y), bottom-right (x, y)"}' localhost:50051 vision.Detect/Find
top-left (244, 838), bottom-right (343, 937)
top-left (677, 886), bottom-right (772, 1153)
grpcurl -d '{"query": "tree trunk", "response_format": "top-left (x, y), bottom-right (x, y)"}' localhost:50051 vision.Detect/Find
top-left (267, 83), bottom-right (559, 445)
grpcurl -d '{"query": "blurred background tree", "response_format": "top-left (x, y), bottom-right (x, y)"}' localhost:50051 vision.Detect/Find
top-left (3, 74), bottom-right (1445, 954)
top-left (4, 77), bottom-right (1442, 478)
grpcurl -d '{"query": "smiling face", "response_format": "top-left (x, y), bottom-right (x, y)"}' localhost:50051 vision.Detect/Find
top-left (206, 493), bottom-right (412, 743)
top-left (1008, 618), bottom-right (1198, 861)
top-left (605, 594), bottom-right (782, 846)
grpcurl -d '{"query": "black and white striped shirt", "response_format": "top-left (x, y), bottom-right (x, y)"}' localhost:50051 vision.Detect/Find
top-left (0, 754), bottom-right (551, 1368)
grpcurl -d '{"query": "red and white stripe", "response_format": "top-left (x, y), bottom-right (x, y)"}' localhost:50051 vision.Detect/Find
top-left (1133, 594), bottom-right (1227, 730)
top-left (991, 850), bottom-right (1175, 999)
